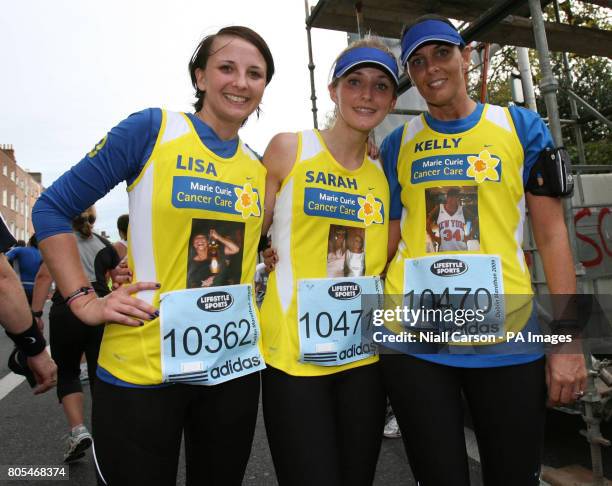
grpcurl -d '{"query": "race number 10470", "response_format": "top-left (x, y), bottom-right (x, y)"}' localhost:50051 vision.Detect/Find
top-left (163, 320), bottom-right (253, 356)
top-left (299, 309), bottom-right (374, 339)
top-left (405, 287), bottom-right (493, 312)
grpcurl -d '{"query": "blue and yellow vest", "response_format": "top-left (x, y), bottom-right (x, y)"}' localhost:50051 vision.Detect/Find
top-left (98, 110), bottom-right (266, 385)
top-left (261, 130), bottom-right (389, 376)
top-left (385, 104), bottom-right (533, 336)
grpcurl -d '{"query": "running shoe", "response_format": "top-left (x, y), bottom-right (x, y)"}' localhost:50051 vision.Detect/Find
top-left (63, 425), bottom-right (92, 462)
top-left (383, 415), bottom-right (402, 438)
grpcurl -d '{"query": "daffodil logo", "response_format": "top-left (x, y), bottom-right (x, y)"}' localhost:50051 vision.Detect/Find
top-left (357, 193), bottom-right (383, 226)
top-left (466, 150), bottom-right (500, 183)
top-left (88, 135), bottom-right (107, 158)
top-left (234, 183), bottom-right (260, 219)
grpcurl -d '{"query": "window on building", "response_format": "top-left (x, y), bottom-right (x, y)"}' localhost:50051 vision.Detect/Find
top-left (2, 190), bottom-right (6, 207)
top-left (2, 165), bottom-right (6, 176)
top-left (9, 194), bottom-right (14, 211)
top-left (10, 171), bottom-right (15, 182)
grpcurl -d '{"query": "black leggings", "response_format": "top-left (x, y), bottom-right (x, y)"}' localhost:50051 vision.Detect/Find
top-left (49, 302), bottom-right (103, 401)
top-left (262, 363), bottom-right (386, 486)
top-left (92, 372), bottom-right (260, 486)
top-left (380, 355), bottom-right (547, 486)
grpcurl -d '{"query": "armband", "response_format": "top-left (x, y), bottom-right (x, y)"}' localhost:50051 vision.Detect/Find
top-left (526, 147), bottom-right (574, 197)
top-left (5, 317), bottom-right (47, 357)
top-left (32, 310), bottom-right (43, 318)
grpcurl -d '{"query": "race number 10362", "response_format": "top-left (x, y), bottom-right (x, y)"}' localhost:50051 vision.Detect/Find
top-left (163, 319), bottom-right (253, 357)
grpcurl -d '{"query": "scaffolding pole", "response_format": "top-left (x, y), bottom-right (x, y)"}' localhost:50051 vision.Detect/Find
top-left (355, 1), bottom-right (363, 38)
top-left (528, 0), bottom-right (582, 281)
top-left (528, 5), bottom-right (608, 483)
top-left (553, 0), bottom-right (587, 165)
top-left (305, 0), bottom-right (319, 129)
top-left (516, 47), bottom-right (537, 112)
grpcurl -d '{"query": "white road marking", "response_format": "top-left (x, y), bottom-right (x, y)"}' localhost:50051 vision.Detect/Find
top-left (0, 372), bottom-right (25, 401)
top-left (0, 345), bottom-right (51, 401)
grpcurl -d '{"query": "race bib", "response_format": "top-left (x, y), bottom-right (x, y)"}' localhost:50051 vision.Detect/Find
top-left (159, 284), bottom-right (265, 385)
top-left (297, 276), bottom-right (382, 366)
top-left (403, 255), bottom-right (505, 338)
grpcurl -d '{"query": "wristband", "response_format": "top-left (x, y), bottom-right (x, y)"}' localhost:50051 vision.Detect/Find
top-left (5, 317), bottom-right (47, 357)
top-left (32, 310), bottom-right (43, 318)
top-left (63, 286), bottom-right (95, 306)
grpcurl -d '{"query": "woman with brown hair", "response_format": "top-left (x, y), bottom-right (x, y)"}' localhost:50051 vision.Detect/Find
top-left (379, 15), bottom-right (586, 486)
top-left (33, 26), bottom-right (275, 485)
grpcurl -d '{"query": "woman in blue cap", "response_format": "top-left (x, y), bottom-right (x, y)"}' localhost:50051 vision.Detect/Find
top-left (260, 38), bottom-right (397, 485)
top-left (379, 15), bottom-right (587, 486)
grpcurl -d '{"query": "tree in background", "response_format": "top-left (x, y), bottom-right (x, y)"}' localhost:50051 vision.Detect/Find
top-left (469, 1), bottom-right (611, 165)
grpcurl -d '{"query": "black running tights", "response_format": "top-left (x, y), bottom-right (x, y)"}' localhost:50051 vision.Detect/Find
top-left (92, 372), bottom-right (260, 486)
top-left (262, 363), bottom-right (386, 486)
top-left (380, 355), bottom-right (547, 486)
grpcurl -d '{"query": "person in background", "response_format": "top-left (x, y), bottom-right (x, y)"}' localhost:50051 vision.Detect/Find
top-left (32, 207), bottom-right (120, 463)
top-left (114, 214), bottom-right (129, 260)
top-left (1, 211), bottom-right (57, 394)
top-left (6, 234), bottom-right (42, 304)
top-left (254, 261), bottom-right (267, 306)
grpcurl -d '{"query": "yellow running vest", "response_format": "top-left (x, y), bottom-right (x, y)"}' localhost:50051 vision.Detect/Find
top-left (261, 130), bottom-right (389, 376)
top-left (385, 105), bottom-right (533, 338)
top-left (98, 110), bottom-right (266, 384)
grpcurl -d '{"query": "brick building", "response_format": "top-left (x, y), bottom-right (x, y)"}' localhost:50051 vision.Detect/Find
top-left (0, 144), bottom-right (43, 242)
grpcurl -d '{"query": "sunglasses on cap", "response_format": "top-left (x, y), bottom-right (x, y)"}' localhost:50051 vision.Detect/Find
top-left (74, 214), bottom-right (96, 225)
